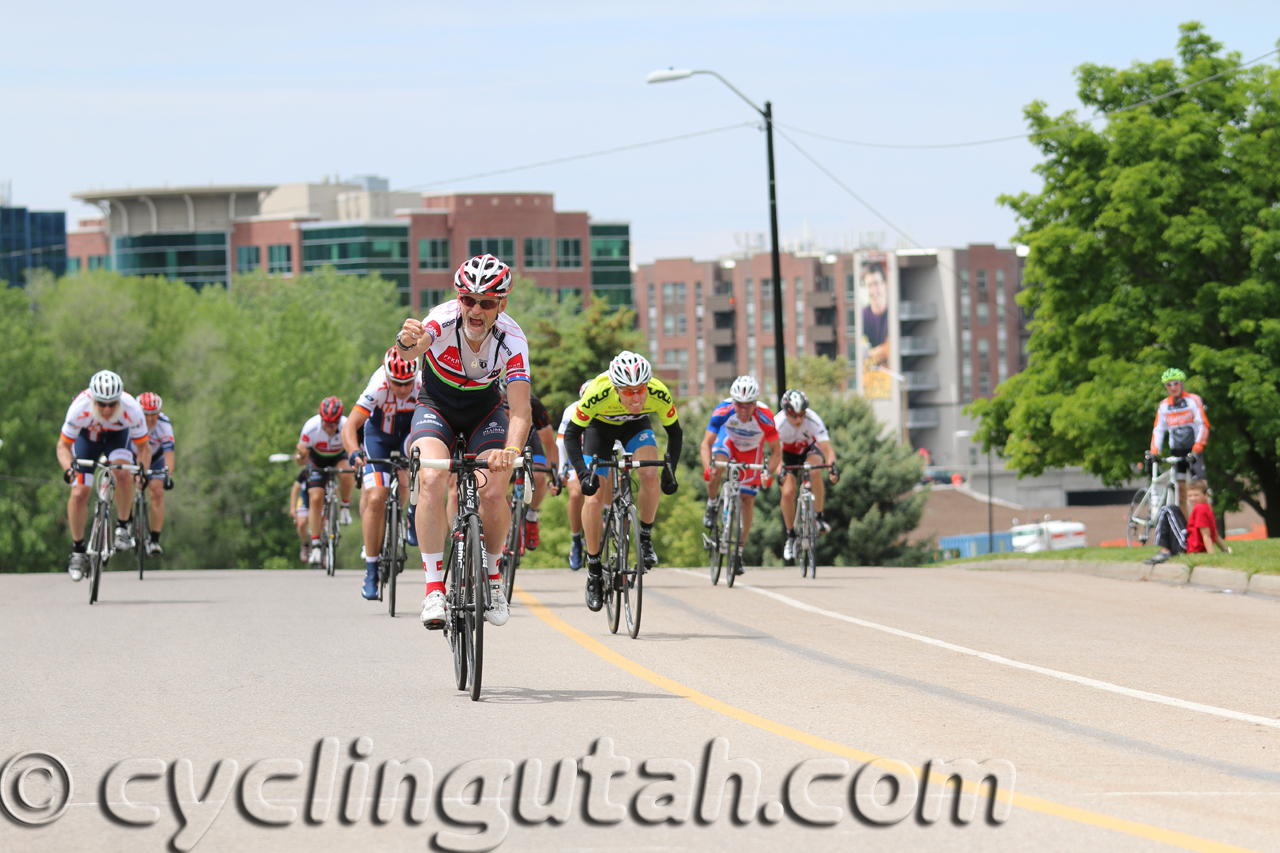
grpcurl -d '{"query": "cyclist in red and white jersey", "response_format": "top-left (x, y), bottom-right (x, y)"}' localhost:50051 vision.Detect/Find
top-left (295, 396), bottom-right (355, 565)
top-left (701, 375), bottom-right (781, 575)
top-left (774, 389), bottom-right (840, 560)
top-left (394, 254), bottom-right (532, 630)
top-left (1151, 367), bottom-right (1208, 514)
top-left (343, 348), bottom-right (422, 599)
top-left (55, 370), bottom-right (151, 580)
top-left (137, 392), bottom-right (175, 556)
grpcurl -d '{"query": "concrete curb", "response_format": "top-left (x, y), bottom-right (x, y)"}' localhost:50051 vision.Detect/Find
top-left (961, 557), bottom-right (1273, 594)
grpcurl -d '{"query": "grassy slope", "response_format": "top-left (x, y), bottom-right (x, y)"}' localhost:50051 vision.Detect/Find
top-left (939, 539), bottom-right (1280, 575)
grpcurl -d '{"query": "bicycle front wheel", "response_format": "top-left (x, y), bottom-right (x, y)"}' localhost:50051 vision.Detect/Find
top-left (465, 513), bottom-right (485, 701)
top-left (88, 499), bottom-right (108, 605)
top-left (602, 508), bottom-right (622, 634)
top-left (804, 502), bottom-right (818, 580)
top-left (325, 489), bottom-right (339, 576)
top-left (135, 490), bottom-right (147, 580)
top-left (724, 495), bottom-right (741, 589)
top-left (622, 504), bottom-right (643, 639)
top-left (1127, 488), bottom-right (1153, 547)
top-left (445, 530), bottom-right (467, 691)
top-left (384, 499), bottom-right (399, 616)
top-left (707, 495), bottom-right (723, 586)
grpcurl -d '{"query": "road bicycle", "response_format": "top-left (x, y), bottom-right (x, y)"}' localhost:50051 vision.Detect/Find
top-left (410, 443), bottom-right (526, 701)
top-left (783, 462), bottom-right (832, 579)
top-left (703, 459), bottom-right (768, 588)
top-left (132, 465), bottom-right (169, 580)
top-left (1127, 454), bottom-right (1184, 546)
top-left (362, 451), bottom-right (412, 616)
top-left (314, 465), bottom-right (354, 576)
top-left (498, 456), bottom-right (556, 602)
top-left (587, 443), bottom-right (668, 638)
top-left (76, 456), bottom-right (141, 604)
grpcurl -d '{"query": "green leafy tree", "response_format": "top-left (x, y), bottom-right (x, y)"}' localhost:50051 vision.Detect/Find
top-left (974, 24), bottom-right (1280, 534)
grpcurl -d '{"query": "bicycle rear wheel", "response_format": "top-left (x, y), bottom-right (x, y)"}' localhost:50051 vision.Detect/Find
top-left (465, 514), bottom-right (485, 701)
top-left (501, 496), bottom-right (522, 601)
top-left (724, 496), bottom-right (741, 589)
top-left (325, 487), bottom-right (339, 576)
top-left (601, 507), bottom-right (621, 634)
top-left (1126, 488), bottom-right (1153, 546)
top-left (622, 504), bottom-right (643, 639)
top-left (804, 502), bottom-right (818, 579)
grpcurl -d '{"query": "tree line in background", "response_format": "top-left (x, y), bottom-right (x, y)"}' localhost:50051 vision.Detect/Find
top-left (973, 24), bottom-right (1280, 534)
top-left (0, 268), bottom-right (927, 573)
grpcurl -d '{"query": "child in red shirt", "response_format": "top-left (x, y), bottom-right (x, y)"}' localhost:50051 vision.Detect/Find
top-left (1186, 480), bottom-right (1231, 554)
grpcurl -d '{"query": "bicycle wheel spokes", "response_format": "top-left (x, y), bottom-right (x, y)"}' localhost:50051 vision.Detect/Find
top-left (805, 502), bottom-right (818, 579)
top-left (502, 497), bottom-right (521, 602)
top-left (623, 505), bottom-right (643, 639)
top-left (136, 490), bottom-right (147, 580)
top-left (724, 495), bottom-right (740, 589)
top-left (385, 500), bottom-right (398, 616)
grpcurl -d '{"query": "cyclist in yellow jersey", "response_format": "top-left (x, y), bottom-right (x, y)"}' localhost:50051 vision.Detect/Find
top-left (563, 352), bottom-right (681, 611)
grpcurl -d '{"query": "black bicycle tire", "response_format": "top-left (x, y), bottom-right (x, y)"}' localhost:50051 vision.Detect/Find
top-left (325, 484), bottom-right (339, 576)
top-left (88, 495), bottom-right (108, 605)
top-left (386, 497), bottom-right (399, 616)
top-left (623, 503), bottom-right (643, 639)
top-left (135, 488), bottom-right (147, 580)
top-left (502, 494), bottom-right (522, 602)
top-left (725, 494), bottom-right (740, 588)
top-left (466, 513), bottom-right (485, 701)
top-left (804, 497), bottom-right (818, 579)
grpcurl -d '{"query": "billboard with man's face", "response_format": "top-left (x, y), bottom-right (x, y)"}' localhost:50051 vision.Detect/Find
top-left (858, 254), bottom-right (891, 400)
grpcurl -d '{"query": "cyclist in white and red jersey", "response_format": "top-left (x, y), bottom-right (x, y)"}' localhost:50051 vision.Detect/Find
top-left (700, 375), bottom-right (781, 576)
top-left (343, 348), bottom-right (422, 599)
top-left (1151, 367), bottom-right (1209, 514)
top-left (774, 389), bottom-right (839, 560)
top-left (137, 392), bottom-right (175, 557)
top-left (394, 254), bottom-right (532, 630)
top-left (295, 396), bottom-right (355, 565)
top-left (55, 370), bottom-right (151, 580)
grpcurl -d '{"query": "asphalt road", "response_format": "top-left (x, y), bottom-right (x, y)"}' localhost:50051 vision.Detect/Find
top-left (3, 561), bottom-right (1278, 853)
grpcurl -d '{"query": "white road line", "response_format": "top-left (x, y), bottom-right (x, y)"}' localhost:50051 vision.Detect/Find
top-left (1095, 792), bottom-right (1280, 796)
top-left (672, 570), bottom-right (1280, 729)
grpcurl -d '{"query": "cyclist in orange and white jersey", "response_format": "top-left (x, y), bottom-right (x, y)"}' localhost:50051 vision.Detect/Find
top-left (1151, 367), bottom-right (1208, 514)
top-left (137, 392), bottom-right (175, 556)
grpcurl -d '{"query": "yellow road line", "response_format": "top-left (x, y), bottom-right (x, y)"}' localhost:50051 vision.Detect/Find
top-left (513, 584), bottom-right (1262, 853)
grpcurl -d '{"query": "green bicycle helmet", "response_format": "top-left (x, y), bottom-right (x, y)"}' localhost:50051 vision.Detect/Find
top-left (1161, 368), bottom-right (1187, 383)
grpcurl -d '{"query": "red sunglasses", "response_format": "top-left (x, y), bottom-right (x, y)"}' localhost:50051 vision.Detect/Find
top-left (459, 295), bottom-right (500, 311)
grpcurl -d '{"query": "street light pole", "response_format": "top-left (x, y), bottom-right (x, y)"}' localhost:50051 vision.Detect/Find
top-left (647, 68), bottom-right (786, 405)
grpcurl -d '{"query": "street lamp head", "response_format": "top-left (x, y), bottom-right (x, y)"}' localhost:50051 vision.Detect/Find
top-left (646, 68), bottom-right (694, 84)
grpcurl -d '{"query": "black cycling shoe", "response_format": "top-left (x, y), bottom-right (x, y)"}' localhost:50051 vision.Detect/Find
top-left (639, 534), bottom-right (658, 569)
top-left (733, 553), bottom-right (745, 576)
top-left (703, 502), bottom-right (718, 529)
top-left (584, 571), bottom-right (604, 611)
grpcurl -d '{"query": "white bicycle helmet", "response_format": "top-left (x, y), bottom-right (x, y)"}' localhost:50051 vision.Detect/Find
top-left (729, 375), bottom-right (760, 404)
top-left (454, 254), bottom-right (513, 296)
top-left (781, 388), bottom-right (809, 415)
top-left (607, 351), bottom-right (652, 388)
top-left (88, 370), bottom-right (123, 403)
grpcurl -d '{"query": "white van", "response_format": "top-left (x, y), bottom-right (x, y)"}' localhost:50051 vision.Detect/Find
top-left (1011, 520), bottom-right (1088, 553)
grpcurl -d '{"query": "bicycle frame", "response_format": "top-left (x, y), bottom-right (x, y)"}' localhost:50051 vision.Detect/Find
top-left (783, 463), bottom-right (830, 578)
top-left (76, 456), bottom-right (140, 604)
top-left (1127, 455), bottom-right (1182, 547)
top-left (590, 442), bottom-right (662, 638)
top-left (705, 459), bottom-right (767, 588)
top-left (364, 452), bottom-right (411, 615)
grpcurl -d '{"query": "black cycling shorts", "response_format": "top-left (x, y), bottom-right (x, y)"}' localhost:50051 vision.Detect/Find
top-left (782, 444), bottom-right (823, 471)
top-left (409, 392), bottom-right (509, 457)
top-left (306, 450), bottom-right (346, 489)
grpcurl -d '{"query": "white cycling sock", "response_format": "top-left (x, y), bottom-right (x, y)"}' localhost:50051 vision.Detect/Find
top-left (486, 550), bottom-right (503, 583)
top-left (423, 551), bottom-right (444, 593)
top-left (525, 508), bottom-right (538, 522)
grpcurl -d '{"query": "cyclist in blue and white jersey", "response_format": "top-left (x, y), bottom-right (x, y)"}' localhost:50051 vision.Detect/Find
top-left (700, 375), bottom-right (781, 576)
top-left (295, 396), bottom-right (355, 565)
top-left (137, 392), bottom-right (175, 557)
top-left (343, 348), bottom-right (422, 599)
top-left (55, 370), bottom-right (151, 580)
top-left (394, 254), bottom-right (532, 630)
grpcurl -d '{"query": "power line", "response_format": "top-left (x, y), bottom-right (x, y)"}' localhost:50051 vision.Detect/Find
top-left (780, 47), bottom-right (1280, 151)
top-left (394, 122), bottom-right (756, 192)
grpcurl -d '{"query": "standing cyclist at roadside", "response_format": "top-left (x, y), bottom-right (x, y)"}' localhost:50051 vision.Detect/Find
top-left (55, 370), bottom-right (151, 580)
top-left (296, 396), bottom-right (355, 565)
top-left (774, 389), bottom-right (839, 561)
top-left (137, 393), bottom-right (175, 556)
top-left (343, 348), bottom-right (421, 599)
top-left (394, 254), bottom-right (532, 631)
top-left (1151, 367), bottom-right (1208, 517)
top-left (701, 375), bottom-right (781, 577)
top-left (563, 352), bottom-right (681, 612)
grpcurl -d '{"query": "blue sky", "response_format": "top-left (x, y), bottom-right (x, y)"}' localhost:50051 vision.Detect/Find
top-left (2, 1), bottom-right (1277, 262)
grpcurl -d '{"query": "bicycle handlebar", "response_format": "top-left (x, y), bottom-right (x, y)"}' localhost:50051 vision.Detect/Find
top-left (594, 458), bottom-right (667, 471)
top-left (75, 458), bottom-right (141, 473)
top-left (714, 460), bottom-right (767, 470)
top-left (416, 457), bottom-right (526, 471)
top-left (782, 463), bottom-right (832, 472)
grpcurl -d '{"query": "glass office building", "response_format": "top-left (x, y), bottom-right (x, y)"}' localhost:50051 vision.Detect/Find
top-left (589, 222), bottom-right (631, 308)
top-left (301, 224), bottom-right (411, 303)
top-left (1, 206), bottom-right (66, 286)
top-left (113, 232), bottom-right (229, 289)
